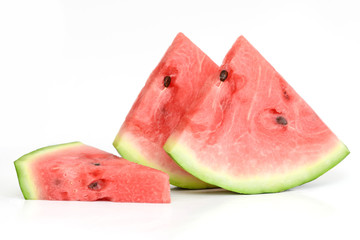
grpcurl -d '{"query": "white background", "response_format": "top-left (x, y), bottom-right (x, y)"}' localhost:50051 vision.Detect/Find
top-left (1, 0), bottom-right (359, 239)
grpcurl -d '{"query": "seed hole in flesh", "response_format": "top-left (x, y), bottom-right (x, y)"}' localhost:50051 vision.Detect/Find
top-left (279, 77), bottom-right (291, 101)
top-left (276, 116), bottom-right (288, 125)
top-left (283, 90), bottom-right (290, 100)
top-left (96, 197), bottom-right (112, 201)
top-left (88, 182), bottom-right (99, 190)
top-left (219, 70), bottom-right (228, 81)
top-left (163, 76), bottom-right (171, 87)
top-left (88, 179), bottom-right (106, 191)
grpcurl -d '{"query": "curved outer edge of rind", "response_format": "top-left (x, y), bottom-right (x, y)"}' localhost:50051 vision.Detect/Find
top-left (164, 137), bottom-right (350, 194)
top-left (14, 142), bottom-right (84, 199)
top-left (113, 133), bottom-right (216, 189)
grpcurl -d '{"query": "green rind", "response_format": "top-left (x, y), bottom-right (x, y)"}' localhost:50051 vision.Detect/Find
top-left (14, 142), bottom-right (83, 199)
top-left (164, 137), bottom-right (350, 194)
top-left (113, 135), bottom-right (215, 189)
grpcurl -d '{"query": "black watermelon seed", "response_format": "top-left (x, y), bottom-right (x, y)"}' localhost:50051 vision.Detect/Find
top-left (276, 116), bottom-right (288, 125)
top-left (283, 90), bottom-right (290, 100)
top-left (164, 76), bottom-right (171, 87)
top-left (92, 163), bottom-right (101, 166)
top-left (219, 70), bottom-right (228, 81)
top-left (88, 181), bottom-right (99, 190)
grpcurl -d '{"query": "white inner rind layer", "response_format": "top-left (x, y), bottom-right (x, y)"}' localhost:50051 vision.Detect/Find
top-left (164, 137), bottom-right (349, 194)
top-left (113, 132), bottom-right (215, 189)
top-left (14, 142), bottom-right (83, 199)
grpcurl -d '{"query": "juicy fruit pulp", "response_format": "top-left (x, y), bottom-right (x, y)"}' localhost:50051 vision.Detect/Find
top-left (113, 33), bottom-right (218, 189)
top-left (164, 36), bottom-right (349, 194)
top-left (14, 142), bottom-right (171, 203)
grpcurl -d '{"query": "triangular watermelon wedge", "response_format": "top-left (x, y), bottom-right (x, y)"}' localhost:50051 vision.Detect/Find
top-left (113, 33), bottom-right (218, 189)
top-left (164, 36), bottom-right (350, 194)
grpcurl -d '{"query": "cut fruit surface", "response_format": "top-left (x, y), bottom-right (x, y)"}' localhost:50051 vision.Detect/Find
top-left (164, 36), bottom-right (349, 194)
top-left (113, 33), bottom-right (218, 189)
top-left (14, 142), bottom-right (170, 203)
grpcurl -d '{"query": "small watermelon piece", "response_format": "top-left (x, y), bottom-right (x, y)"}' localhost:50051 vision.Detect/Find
top-left (113, 33), bottom-right (218, 189)
top-left (14, 142), bottom-right (170, 203)
top-left (164, 36), bottom-right (350, 194)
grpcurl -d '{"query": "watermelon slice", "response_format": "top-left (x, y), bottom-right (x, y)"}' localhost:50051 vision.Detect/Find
top-left (113, 33), bottom-right (218, 189)
top-left (164, 36), bottom-right (350, 194)
top-left (14, 142), bottom-right (170, 203)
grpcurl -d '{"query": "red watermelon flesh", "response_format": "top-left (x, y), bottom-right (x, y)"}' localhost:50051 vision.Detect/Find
top-left (113, 33), bottom-right (218, 189)
top-left (14, 142), bottom-right (170, 203)
top-left (164, 36), bottom-right (349, 194)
